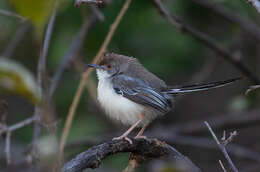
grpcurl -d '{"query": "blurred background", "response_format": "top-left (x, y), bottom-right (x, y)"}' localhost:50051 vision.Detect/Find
top-left (0, 0), bottom-right (260, 171)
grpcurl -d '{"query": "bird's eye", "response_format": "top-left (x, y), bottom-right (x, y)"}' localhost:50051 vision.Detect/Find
top-left (107, 64), bottom-right (111, 69)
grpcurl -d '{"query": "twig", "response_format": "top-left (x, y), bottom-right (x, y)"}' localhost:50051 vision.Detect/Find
top-left (49, 14), bottom-right (97, 97)
top-left (32, 0), bottom-right (58, 152)
top-left (204, 121), bottom-right (239, 172)
top-left (0, 117), bottom-right (36, 165)
top-left (2, 23), bottom-right (30, 58)
top-left (158, 133), bottom-right (260, 163)
top-left (0, 9), bottom-right (27, 21)
top-left (245, 85), bottom-right (260, 95)
top-left (221, 131), bottom-right (238, 146)
top-left (4, 132), bottom-right (11, 165)
top-left (152, 0), bottom-right (260, 84)
top-left (90, 5), bottom-right (105, 21)
top-left (219, 160), bottom-right (227, 172)
top-left (62, 138), bottom-right (201, 172)
top-left (122, 154), bottom-right (143, 172)
top-left (58, 0), bottom-right (132, 162)
top-left (74, 0), bottom-right (104, 7)
top-left (0, 117), bottom-right (36, 135)
top-left (246, 0), bottom-right (260, 14)
top-left (169, 109), bottom-right (260, 135)
top-left (192, 0), bottom-right (260, 41)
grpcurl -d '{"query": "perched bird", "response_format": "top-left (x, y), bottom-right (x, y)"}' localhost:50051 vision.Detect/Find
top-left (88, 53), bottom-right (240, 142)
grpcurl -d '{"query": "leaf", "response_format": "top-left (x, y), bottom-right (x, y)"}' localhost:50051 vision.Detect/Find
top-left (0, 57), bottom-right (41, 104)
top-left (8, 0), bottom-right (56, 35)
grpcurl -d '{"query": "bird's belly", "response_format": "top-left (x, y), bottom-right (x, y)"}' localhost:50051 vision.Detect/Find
top-left (97, 80), bottom-right (157, 126)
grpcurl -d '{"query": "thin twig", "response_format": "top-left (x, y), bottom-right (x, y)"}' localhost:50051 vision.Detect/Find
top-left (219, 160), bottom-right (227, 172)
top-left (75, 0), bottom-right (104, 7)
top-left (49, 14), bottom-right (97, 97)
top-left (32, 0), bottom-right (58, 150)
top-left (2, 23), bottom-right (30, 58)
top-left (90, 5), bottom-right (105, 21)
top-left (5, 132), bottom-right (11, 165)
top-left (0, 9), bottom-right (27, 21)
top-left (204, 121), bottom-right (239, 172)
top-left (246, 0), bottom-right (260, 14)
top-left (0, 117), bottom-right (36, 135)
top-left (169, 109), bottom-right (260, 135)
top-left (123, 159), bottom-right (139, 172)
top-left (152, 0), bottom-right (260, 84)
top-left (58, 0), bottom-right (132, 162)
top-left (221, 131), bottom-right (238, 146)
top-left (245, 85), bottom-right (260, 95)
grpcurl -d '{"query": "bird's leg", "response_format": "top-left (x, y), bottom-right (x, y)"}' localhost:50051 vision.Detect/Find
top-left (113, 114), bottom-right (144, 144)
top-left (135, 124), bottom-right (148, 139)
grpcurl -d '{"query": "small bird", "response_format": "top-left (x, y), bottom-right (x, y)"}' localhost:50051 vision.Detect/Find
top-left (88, 53), bottom-right (240, 142)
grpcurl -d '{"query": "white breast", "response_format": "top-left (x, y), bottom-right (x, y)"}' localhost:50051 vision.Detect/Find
top-left (96, 70), bottom-right (158, 126)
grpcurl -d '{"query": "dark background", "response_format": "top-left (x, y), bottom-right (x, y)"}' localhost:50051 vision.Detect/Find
top-left (0, 0), bottom-right (260, 171)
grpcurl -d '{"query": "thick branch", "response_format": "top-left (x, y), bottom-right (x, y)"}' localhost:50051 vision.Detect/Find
top-left (62, 138), bottom-right (201, 172)
top-left (66, 132), bottom-right (260, 163)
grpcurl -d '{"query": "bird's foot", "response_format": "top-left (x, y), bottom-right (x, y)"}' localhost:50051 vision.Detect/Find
top-left (134, 135), bottom-right (147, 139)
top-left (112, 136), bottom-right (133, 144)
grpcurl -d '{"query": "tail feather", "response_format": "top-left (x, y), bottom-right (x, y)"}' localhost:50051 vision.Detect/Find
top-left (165, 77), bottom-right (242, 94)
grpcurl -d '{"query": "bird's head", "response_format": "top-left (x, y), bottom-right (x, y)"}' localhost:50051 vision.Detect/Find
top-left (87, 53), bottom-right (135, 79)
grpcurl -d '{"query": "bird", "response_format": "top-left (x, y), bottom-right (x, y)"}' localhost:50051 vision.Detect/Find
top-left (87, 53), bottom-right (240, 143)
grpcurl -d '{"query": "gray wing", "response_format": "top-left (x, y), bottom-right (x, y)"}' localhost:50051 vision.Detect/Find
top-left (112, 75), bottom-right (172, 114)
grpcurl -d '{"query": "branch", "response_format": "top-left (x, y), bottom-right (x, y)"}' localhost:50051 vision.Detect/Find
top-left (219, 160), bottom-right (227, 172)
top-left (4, 132), bottom-right (11, 164)
top-left (0, 116), bottom-right (36, 136)
top-left (169, 109), bottom-right (260, 135)
top-left (58, 0), bottom-right (132, 161)
top-left (32, 0), bottom-right (58, 153)
top-left (122, 154), bottom-right (141, 172)
top-left (0, 9), bottom-right (27, 21)
top-left (152, 0), bottom-right (260, 84)
top-left (205, 121), bottom-right (239, 172)
top-left (192, 0), bottom-right (260, 41)
top-left (49, 14), bottom-right (98, 97)
top-left (66, 133), bottom-right (260, 163)
top-left (2, 23), bottom-right (30, 58)
top-left (160, 134), bottom-right (260, 163)
top-left (62, 138), bottom-right (201, 172)
top-left (246, 0), bottom-right (260, 14)
top-left (0, 116), bottom-right (36, 164)
top-left (75, 0), bottom-right (104, 7)
top-left (245, 84), bottom-right (260, 95)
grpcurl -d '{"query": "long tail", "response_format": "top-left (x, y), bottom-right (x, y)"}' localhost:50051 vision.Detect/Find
top-left (165, 77), bottom-right (242, 94)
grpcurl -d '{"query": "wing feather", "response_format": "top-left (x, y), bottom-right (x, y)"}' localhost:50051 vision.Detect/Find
top-left (112, 75), bottom-right (172, 113)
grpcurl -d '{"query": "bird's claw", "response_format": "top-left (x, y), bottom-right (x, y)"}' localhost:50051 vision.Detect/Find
top-left (112, 136), bottom-right (133, 144)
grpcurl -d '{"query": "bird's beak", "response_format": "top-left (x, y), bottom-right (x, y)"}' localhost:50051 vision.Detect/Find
top-left (87, 64), bottom-right (104, 69)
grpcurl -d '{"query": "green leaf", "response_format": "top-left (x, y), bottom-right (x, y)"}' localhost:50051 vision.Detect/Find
top-left (8, 0), bottom-right (56, 35)
top-left (0, 57), bottom-right (41, 104)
